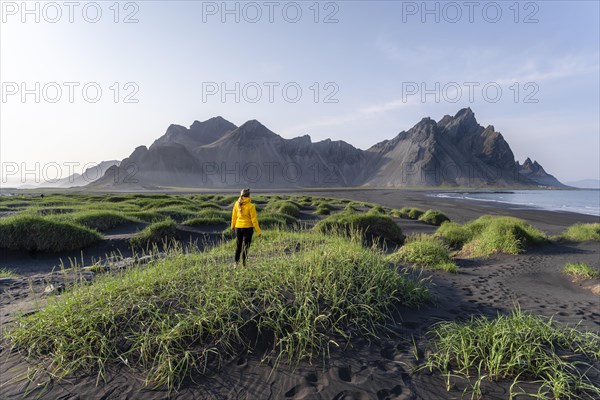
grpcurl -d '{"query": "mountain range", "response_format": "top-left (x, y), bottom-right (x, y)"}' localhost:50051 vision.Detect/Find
top-left (88, 108), bottom-right (564, 189)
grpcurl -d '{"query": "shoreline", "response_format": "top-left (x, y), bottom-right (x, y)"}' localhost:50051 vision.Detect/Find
top-left (3, 187), bottom-right (599, 221)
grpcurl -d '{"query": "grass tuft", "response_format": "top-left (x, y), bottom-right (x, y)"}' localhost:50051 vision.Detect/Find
top-left (56, 210), bottom-right (138, 231)
top-left (182, 217), bottom-right (226, 227)
top-left (558, 223), bottom-right (600, 242)
top-left (436, 216), bottom-right (546, 257)
top-left (423, 307), bottom-right (600, 399)
top-left (398, 207), bottom-right (425, 219)
top-left (436, 221), bottom-right (472, 249)
top-left (388, 234), bottom-right (458, 273)
top-left (0, 214), bottom-right (102, 252)
top-left (418, 209), bottom-right (450, 226)
top-left (129, 219), bottom-right (178, 249)
top-left (0, 268), bottom-right (17, 278)
top-left (563, 262), bottom-right (599, 280)
top-left (266, 200), bottom-right (301, 218)
top-left (314, 213), bottom-right (404, 245)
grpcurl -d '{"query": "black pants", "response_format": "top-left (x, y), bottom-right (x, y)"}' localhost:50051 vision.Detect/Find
top-left (235, 228), bottom-right (254, 265)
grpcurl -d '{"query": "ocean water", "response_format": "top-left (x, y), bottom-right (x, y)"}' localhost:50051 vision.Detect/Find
top-left (432, 190), bottom-right (600, 216)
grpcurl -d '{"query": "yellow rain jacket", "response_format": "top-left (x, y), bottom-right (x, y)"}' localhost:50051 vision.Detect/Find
top-left (231, 197), bottom-right (261, 235)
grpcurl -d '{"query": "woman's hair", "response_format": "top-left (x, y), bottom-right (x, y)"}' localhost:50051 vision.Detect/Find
top-left (237, 188), bottom-right (250, 212)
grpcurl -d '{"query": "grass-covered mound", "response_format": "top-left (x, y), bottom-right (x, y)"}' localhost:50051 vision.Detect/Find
top-left (258, 213), bottom-right (292, 228)
top-left (56, 210), bottom-right (138, 231)
top-left (182, 217), bottom-right (226, 227)
top-left (314, 213), bottom-right (404, 245)
top-left (129, 219), bottom-right (178, 248)
top-left (388, 234), bottom-right (458, 273)
top-left (389, 209), bottom-right (404, 218)
top-left (32, 206), bottom-right (77, 215)
top-left (368, 205), bottom-right (386, 215)
top-left (418, 209), bottom-right (450, 226)
top-left (125, 211), bottom-right (166, 223)
top-left (7, 230), bottom-right (429, 390)
top-left (315, 206), bottom-right (331, 215)
top-left (435, 221), bottom-right (471, 249)
top-left (399, 207), bottom-right (425, 220)
top-left (314, 202), bottom-right (333, 215)
top-left (344, 203), bottom-right (358, 213)
top-left (423, 307), bottom-right (600, 399)
top-left (563, 262), bottom-right (599, 280)
top-left (266, 200), bottom-right (301, 218)
top-left (197, 201), bottom-right (222, 210)
top-left (154, 206), bottom-right (199, 222)
top-left (437, 216), bottom-right (546, 257)
top-left (558, 223), bottom-right (600, 242)
top-left (182, 209), bottom-right (229, 226)
top-left (138, 197), bottom-right (195, 210)
top-left (0, 214), bottom-right (102, 252)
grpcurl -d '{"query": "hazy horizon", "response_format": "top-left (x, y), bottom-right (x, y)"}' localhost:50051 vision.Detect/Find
top-left (2, 1), bottom-right (599, 186)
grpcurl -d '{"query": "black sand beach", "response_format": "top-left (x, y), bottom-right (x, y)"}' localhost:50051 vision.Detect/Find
top-left (1, 189), bottom-right (598, 400)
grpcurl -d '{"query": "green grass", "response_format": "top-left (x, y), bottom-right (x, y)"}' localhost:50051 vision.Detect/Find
top-left (398, 207), bottom-right (425, 220)
top-left (368, 205), bottom-right (386, 215)
top-left (193, 209), bottom-right (230, 219)
top-left (388, 234), bottom-right (458, 273)
top-left (389, 209), bottom-right (404, 218)
top-left (563, 262), bottom-right (599, 280)
top-left (0, 214), bottom-right (102, 252)
top-left (558, 223), bottom-right (600, 242)
top-left (314, 213), bottom-right (404, 245)
top-left (344, 203), bottom-right (358, 213)
top-left (461, 216), bottom-right (546, 257)
top-left (129, 219), bottom-right (178, 249)
top-left (418, 209), bottom-right (450, 226)
top-left (30, 206), bottom-right (77, 215)
top-left (266, 200), bottom-right (301, 218)
top-left (216, 195), bottom-right (240, 206)
top-left (154, 206), bottom-right (199, 222)
top-left (0, 268), bottom-right (17, 278)
top-left (258, 215), bottom-right (288, 228)
top-left (436, 221), bottom-right (472, 249)
top-left (182, 217), bottom-right (227, 227)
top-left (315, 203), bottom-right (332, 215)
top-left (196, 201), bottom-right (222, 210)
top-left (6, 230), bottom-right (429, 390)
top-left (54, 210), bottom-right (138, 231)
top-left (139, 198), bottom-right (195, 210)
top-left (422, 307), bottom-right (600, 399)
top-left (436, 216), bottom-right (546, 257)
top-left (125, 211), bottom-right (166, 223)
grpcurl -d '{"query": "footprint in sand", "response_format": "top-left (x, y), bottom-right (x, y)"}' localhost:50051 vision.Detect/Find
top-left (377, 385), bottom-right (404, 400)
top-left (334, 365), bottom-right (372, 385)
top-left (332, 390), bottom-right (371, 400)
top-left (284, 372), bottom-right (328, 399)
top-left (284, 384), bottom-right (316, 399)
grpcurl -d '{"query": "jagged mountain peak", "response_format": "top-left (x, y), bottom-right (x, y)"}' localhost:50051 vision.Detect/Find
top-left (231, 119), bottom-right (279, 139)
top-left (455, 107), bottom-right (475, 118)
top-left (518, 157), bottom-right (564, 187)
top-left (152, 117), bottom-right (237, 149)
top-left (91, 109), bottom-right (565, 188)
top-left (190, 116), bottom-right (233, 130)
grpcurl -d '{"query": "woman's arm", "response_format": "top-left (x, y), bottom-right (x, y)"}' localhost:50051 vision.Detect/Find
top-left (250, 204), bottom-right (261, 236)
top-left (231, 204), bottom-right (238, 230)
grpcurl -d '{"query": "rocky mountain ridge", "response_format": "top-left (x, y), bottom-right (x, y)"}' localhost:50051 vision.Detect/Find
top-left (91, 108), bottom-right (564, 188)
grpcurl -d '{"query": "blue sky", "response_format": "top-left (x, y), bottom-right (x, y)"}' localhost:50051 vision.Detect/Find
top-left (1, 0), bottom-right (599, 185)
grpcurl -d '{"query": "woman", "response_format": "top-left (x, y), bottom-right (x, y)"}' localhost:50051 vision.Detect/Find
top-left (231, 188), bottom-right (261, 266)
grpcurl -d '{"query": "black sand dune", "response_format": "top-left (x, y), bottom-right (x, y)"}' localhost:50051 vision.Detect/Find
top-left (1, 190), bottom-right (598, 400)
